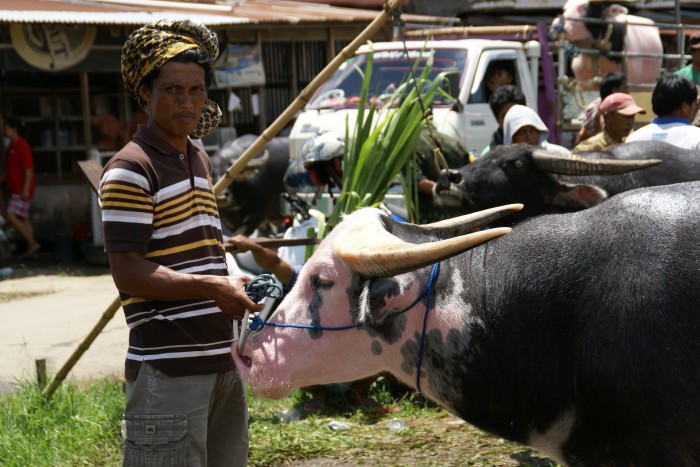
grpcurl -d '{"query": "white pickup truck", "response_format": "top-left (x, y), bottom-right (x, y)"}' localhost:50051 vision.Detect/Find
top-left (288, 39), bottom-right (543, 158)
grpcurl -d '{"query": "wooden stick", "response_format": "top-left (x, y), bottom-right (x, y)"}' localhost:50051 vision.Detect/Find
top-left (42, 296), bottom-right (122, 399)
top-left (212, 0), bottom-right (408, 195)
top-left (36, 359), bottom-right (47, 388)
top-left (405, 25), bottom-right (535, 38)
top-left (225, 237), bottom-right (320, 252)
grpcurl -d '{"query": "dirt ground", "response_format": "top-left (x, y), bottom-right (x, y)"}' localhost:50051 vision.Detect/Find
top-left (0, 255), bottom-right (127, 393)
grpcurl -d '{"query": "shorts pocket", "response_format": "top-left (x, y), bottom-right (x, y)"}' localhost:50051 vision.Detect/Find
top-left (122, 413), bottom-right (188, 467)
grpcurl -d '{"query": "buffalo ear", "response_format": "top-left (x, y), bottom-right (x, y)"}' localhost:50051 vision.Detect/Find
top-left (551, 183), bottom-right (607, 210)
top-left (357, 276), bottom-right (412, 322)
top-left (356, 276), bottom-right (414, 344)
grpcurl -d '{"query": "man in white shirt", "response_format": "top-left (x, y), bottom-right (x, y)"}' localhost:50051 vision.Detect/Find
top-left (626, 73), bottom-right (700, 150)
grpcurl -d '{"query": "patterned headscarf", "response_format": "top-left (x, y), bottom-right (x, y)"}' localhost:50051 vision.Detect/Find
top-left (121, 19), bottom-right (222, 139)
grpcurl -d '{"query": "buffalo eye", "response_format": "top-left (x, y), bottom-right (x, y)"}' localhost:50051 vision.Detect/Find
top-left (311, 275), bottom-right (334, 290)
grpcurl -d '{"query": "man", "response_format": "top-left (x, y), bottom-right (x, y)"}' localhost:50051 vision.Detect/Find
top-left (625, 72), bottom-right (700, 150)
top-left (675, 32), bottom-right (700, 86)
top-left (2, 117), bottom-right (40, 258)
top-left (99, 20), bottom-right (263, 466)
top-left (576, 71), bottom-right (629, 144)
top-left (572, 93), bottom-right (646, 152)
top-left (484, 60), bottom-right (515, 102)
top-left (481, 84), bottom-right (526, 155)
top-left (503, 105), bottom-right (570, 154)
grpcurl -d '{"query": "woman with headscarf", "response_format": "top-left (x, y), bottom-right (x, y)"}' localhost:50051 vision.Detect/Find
top-left (503, 104), bottom-right (570, 154)
top-left (99, 19), bottom-right (262, 467)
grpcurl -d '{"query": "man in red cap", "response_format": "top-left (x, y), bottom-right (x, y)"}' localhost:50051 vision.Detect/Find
top-left (572, 92), bottom-right (646, 152)
top-left (675, 32), bottom-right (700, 86)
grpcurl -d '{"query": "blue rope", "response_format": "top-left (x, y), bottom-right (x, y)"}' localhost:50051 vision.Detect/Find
top-left (247, 263), bottom-right (441, 394)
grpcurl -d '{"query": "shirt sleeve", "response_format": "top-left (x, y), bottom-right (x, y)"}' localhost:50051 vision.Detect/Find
top-left (99, 158), bottom-right (154, 254)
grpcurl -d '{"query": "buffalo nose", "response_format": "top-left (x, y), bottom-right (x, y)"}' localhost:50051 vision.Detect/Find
top-left (447, 169), bottom-right (463, 184)
top-left (435, 169), bottom-right (453, 193)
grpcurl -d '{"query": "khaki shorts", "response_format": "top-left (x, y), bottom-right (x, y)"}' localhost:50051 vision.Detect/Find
top-left (122, 363), bottom-right (248, 467)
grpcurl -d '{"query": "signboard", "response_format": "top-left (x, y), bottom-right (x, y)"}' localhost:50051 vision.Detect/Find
top-left (215, 44), bottom-right (266, 88)
top-left (9, 24), bottom-right (96, 71)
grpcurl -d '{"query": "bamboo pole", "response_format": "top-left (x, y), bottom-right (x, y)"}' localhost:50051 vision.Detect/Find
top-left (405, 25), bottom-right (535, 38)
top-left (42, 296), bottom-right (122, 399)
top-left (213, 0), bottom-right (408, 195)
top-left (42, 0), bottom-right (406, 399)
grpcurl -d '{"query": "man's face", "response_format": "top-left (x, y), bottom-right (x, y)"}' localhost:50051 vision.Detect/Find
top-left (512, 125), bottom-right (540, 145)
top-left (487, 70), bottom-right (514, 93)
top-left (691, 48), bottom-right (700, 67)
top-left (139, 61), bottom-right (207, 146)
top-left (604, 111), bottom-right (636, 141)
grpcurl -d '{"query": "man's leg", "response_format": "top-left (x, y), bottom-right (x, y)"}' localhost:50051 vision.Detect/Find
top-left (5, 196), bottom-right (39, 254)
top-left (206, 368), bottom-right (249, 466)
top-left (123, 363), bottom-right (216, 467)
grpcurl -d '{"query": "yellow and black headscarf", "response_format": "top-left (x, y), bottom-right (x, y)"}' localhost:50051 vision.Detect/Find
top-left (121, 19), bottom-right (222, 139)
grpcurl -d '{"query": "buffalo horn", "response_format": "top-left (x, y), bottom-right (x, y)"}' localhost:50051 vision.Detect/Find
top-left (415, 203), bottom-right (523, 236)
top-left (332, 211), bottom-right (511, 277)
top-left (531, 149), bottom-right (661, 175)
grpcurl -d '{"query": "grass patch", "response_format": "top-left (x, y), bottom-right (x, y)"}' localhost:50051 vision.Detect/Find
top-left (0, 378), bottom-right (123, 467)
top-left (0, 376), bottom-right (556, 466)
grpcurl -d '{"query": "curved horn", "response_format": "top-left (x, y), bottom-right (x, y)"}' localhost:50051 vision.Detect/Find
top-left (242, 149), bottom-right (270, 169)
top-left (531, 149), bottom-right (661, 175)
top-left (414, 203), bottom-right (523, 236)
top-left (332, 210), bottom-right (511, 278)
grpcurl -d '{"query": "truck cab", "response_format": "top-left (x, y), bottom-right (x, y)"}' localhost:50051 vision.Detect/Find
top-left (289, 39), bottom-right (541, 158)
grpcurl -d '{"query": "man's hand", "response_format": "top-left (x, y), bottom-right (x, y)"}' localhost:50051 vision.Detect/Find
top-left (208, 274), bottom-right (265, 321)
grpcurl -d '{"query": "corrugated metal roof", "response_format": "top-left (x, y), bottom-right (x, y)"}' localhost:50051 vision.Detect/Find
top-left (0, 0), bottom-right (454, 26)
top-left (0, 10), bottom-right (250, 26)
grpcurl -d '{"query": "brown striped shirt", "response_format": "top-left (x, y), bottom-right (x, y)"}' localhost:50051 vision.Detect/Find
top-left (99, 125), bottom-right (233, 380)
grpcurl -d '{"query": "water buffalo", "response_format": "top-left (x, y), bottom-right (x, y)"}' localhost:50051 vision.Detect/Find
top-left (214, 134), bottom-right (290, 236)
top-left (432, 141), bottom-right (699, 225)
top-left (234, 182), bottom-right (700, 465)
top-left (552, 0), bottom-right (662, 89)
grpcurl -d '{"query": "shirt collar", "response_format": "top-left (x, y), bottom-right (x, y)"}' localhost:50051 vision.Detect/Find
top-left (133, 124), bottom-right (200, 158)
top-left (651, 116), bottom-right (692, 125)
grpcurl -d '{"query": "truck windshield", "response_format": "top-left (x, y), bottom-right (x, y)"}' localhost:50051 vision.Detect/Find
top-left (308, 48), bottom-right (468, 110)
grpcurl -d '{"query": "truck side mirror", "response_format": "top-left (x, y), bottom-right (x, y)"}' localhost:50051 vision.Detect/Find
top-left (451, 100), bottom-right (463, 113)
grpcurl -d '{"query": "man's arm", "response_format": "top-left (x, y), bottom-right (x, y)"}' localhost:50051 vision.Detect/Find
top-left (108, 251), bottom-right (263, 321)
top-left (227, 235), bottom-right (294, 285)
top-left (22, 168), bottom-right (33, 200)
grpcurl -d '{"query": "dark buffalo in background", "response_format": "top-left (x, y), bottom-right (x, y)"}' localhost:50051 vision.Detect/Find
top-left (432, 141), bottom-right (698, 224)
top-left (213, 134), bottom-right (290, 236)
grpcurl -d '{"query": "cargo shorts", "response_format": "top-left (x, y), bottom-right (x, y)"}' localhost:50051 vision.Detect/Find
top-left (122, 363), bottom-right (248, 467)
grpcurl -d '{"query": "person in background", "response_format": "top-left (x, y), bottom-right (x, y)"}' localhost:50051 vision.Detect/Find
top-left (675, 32), bottom-right (700, 86)
top-left (572, 93), bottom-right (646, 153)
top-left (2, 116), bottom-right (40, 259)
top-left (481, 84), bottom-right (527, 155)
top-left (576, 71), bottom-right (629, 145)
top-left (484, 60), bottom-right (515, 103)
top-left (625, 72), bottom-right (700, 150)
top-left (503, 105), bottom-right (570, 154)
top-left (99, 19), bottom-right (263, 467)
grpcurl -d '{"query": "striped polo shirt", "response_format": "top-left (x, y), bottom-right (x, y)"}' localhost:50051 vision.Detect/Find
top-left (99, 125), bottom-right (233, 380)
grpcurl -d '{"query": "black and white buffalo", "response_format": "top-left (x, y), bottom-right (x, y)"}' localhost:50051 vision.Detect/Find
top-left (234, 182), bottom-right (700, 465)
top-left (214, 134), bottom-right (290, 236)
top-left (433, 141), bottom-right (700, 225)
